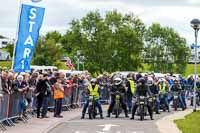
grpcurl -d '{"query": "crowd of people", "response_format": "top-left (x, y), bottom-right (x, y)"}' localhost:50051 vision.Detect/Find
top-left (0, 69), bottom-right (200, 127)
top-left (80, 72), bottom-right (200, 120)
top-left (0, 69), bottom-right (92, 121)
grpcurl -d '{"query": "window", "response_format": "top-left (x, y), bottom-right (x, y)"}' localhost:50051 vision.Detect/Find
top-left (2, 41), bottom-right (7, 45)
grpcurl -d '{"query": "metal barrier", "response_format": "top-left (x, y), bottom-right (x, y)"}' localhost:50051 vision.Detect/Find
top-left (0, 92), bottom-right (30, 131)
top-left (0, 94), bottom-right (8, 122)
top-left (62, 86), bottom-right (72, 111)
top-left (99, 86), bottom-right (110, 104)
top-left (0, 93), bottom-right (12, 131)
top-left (0, 83), bottom-right (111, 131)
top-left (8, 92), bottom-right (20, 120)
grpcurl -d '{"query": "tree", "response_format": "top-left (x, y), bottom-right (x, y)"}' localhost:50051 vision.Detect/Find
top-left (32, 33), bottom-right (64, 66)
top-left (0, 35), bottom-right (5, 39)
top-left (144, 23), bottom-right (190, 74)
top-left (61, 10), bottom-right (145, 73)
top-left (2, 43), bottom-right (14, 57)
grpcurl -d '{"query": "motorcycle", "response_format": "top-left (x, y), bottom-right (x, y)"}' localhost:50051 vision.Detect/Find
top-left (113, 91), bottom-right (122, 118)
top-left (173, 92), bottom-right (179, 111)
top-left (191, 90), bottom-right (200, 106)
top-left (88, 95), bottom-right (97, 119)
top-left (148, 96), bottom-right (155, 112)
top-left (138, 96), bottom-right (148, 121)
top-left (196, 91), bottom-right (200, 106)
top-left (159, 93), bottom-right (168, 112)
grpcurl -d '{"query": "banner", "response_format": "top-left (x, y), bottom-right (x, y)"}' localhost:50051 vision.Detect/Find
top-left (13, 0), bottom-right (45, 72)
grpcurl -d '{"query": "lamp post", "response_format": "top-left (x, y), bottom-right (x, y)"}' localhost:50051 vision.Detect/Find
top-left (75, 51), bottom-right (86, 71)
top-left (75, 50), bottom-right (80, 71)
top-left (80, 56), bottom-right (85, 71)
top-left (190, 18), bottom-right (200, 112)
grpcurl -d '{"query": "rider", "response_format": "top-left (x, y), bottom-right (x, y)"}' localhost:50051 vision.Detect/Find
top-left (81, 78), bottom-right (103, 119)
top-left (159, 79), bottom-right (170, 112)
top-left (131, 78), bottom-right (153, 120)
top-left (126, 73), bottom-right (135, 113)
top-left (171, 79), bottom-right (186, 110)
top-left (107, 77), bottom-right (129, 118)
top-left (148, 78), bottom-right (160, 114)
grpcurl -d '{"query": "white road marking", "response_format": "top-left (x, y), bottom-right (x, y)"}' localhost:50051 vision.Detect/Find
top-left (98, 124), bottom-right (119, 131)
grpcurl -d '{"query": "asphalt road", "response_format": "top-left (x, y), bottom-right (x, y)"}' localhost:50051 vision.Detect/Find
top-left (48, 109), bottom-right (172, 133)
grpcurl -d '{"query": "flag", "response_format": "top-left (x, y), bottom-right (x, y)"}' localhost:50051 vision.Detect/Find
top-left (13, 0), bottom-right (45, 72)
top-left (66, 57), bottom-right (74, 70)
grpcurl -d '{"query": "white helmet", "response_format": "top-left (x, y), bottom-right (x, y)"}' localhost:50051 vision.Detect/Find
top-left (113, 77), bottom-right (122, 85)
top-left (90, 78), bottom-right (97, 85)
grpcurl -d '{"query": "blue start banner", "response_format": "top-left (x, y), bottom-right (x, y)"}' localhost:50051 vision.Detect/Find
top-left (13, 0), bottom-right (45, 72)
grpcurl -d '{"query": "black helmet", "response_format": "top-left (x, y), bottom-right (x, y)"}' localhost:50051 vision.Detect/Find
top-left (138, 78), bottom-right (145, 84)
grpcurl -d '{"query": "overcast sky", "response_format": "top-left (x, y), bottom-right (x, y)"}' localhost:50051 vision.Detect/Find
top-left (1, 0), bottom-right (200, 44)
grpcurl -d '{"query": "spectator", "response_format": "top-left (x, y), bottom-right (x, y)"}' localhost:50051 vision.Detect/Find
top-left (16, 74), bottom-right (28, 117)
top-left (70, 75), bottom-right (78, 108)
top-left (28, 72), bottom-right (38, 113)
top-left (7, 72), bottom-right (16, 93)
top-left (35, 73), bottom-right (51, 118)
top-left (53, 78), bottom-right (64, 118)
top-left (1, 71), bottom-right (9, 94)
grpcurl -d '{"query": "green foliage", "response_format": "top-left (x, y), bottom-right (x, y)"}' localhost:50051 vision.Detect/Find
top-left (0, 35), bottom-right (5, 39)
top-left (144, 23), bottom-right (190, 74)
top-left (0, 61), bottom-right (12, 69)
top-left (32, 32), bottom-right (64, 66)
top-left (175, 110), bottom-right (200, 133)
top-left (54, 60), bottom-right (69, 70)
top-left (0, 43), bottom-right (14, 57)
top-left (61, 10), bottom-right (145, 73)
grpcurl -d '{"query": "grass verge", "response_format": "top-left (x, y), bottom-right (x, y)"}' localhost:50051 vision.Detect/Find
top-left (174, 110), bottom-right (200, 133)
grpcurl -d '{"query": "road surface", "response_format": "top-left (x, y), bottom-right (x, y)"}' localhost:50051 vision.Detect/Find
top-left (48, 109), bottom-right (172, 133)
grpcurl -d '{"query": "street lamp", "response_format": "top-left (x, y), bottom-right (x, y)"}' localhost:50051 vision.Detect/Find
top-left (74, 50), bottom-right (81, 71)
top-left (75, 51), bottom-right (86, 71)
top-left (190, 18), bottom-right (200, 112)
top-left (80, 56), bottom-right (86, 70)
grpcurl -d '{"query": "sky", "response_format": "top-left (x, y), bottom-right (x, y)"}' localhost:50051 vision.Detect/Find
top-left (1, 0), bottom-right (200, 45)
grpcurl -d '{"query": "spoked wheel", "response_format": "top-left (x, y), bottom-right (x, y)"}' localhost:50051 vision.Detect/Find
top-left (139, 105), bottom-right (144, 121)
top-left (115, 109), bottom-right (119, 118)
top-left (173, 100), bottom-right (178, 111)
top-left (88, 107), bottom-right (93, 119)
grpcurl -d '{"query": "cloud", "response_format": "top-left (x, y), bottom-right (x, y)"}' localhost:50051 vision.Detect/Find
top-left (187, 0), bottom-right (200, 4)
top-left (0, 0), bottom-right (199, 45)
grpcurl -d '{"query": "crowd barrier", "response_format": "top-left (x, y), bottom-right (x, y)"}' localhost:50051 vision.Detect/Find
top-left (47, 85), bottom-right (110, 111)
top-left (1, 83), bottom-right (197, 131)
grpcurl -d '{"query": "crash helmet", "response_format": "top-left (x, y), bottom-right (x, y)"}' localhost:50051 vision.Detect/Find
top-left (113, 77), bottom-right (122, 86)
top-left (138, 77), bottom-right (145, 85)
top-left (90, 78), bottom-right (97, 86)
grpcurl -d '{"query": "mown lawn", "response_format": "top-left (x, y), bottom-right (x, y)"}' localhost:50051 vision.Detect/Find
top-left (0, 61), bottom-right (12, 69)
top-left (175, 110), bottom-right (200, 133)
top-left (185, 64), bottom-right (200, 76)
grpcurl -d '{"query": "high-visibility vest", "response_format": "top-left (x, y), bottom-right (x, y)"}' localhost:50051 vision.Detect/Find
top-left (129, 80), bottom-right (135, 95)
top-left (89, 84), bottom-right (99, 98)
top-left (53, 84), bottom-right (64, 99)
top-left (159, 83), bottom-right (166, 94)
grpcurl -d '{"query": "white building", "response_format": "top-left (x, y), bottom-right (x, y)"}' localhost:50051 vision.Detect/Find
top-left (0, 38), bottom-right (14, 48)
top-left (0, 50), bottom-right (10, 61)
